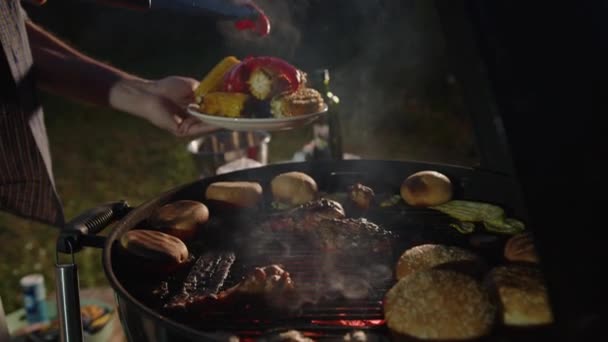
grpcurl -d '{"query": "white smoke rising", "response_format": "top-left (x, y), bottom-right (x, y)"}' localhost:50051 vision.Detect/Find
top-left (217, 0), bottom-right (310, 58)
top-left (216, 0), bottom-right (455, 159)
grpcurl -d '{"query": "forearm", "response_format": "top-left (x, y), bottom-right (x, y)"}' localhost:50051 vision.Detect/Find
top-left (25, 20), bottom-right (212, 136)
top-left (26, 20), bottom-right (149, 114)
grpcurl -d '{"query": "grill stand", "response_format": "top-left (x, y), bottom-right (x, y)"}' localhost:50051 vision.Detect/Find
top-left (55, 243), bottom-right (83, 342)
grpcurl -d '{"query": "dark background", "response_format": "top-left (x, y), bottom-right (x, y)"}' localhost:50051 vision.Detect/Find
top-left (465, 1), bottom-right (606, 339)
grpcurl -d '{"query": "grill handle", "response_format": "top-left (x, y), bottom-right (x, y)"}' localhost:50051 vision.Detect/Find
top-left (57, 201), bottom-right (131, 253)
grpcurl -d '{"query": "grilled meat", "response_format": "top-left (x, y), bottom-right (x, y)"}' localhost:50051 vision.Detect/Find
top-left (348, 183), bottom-right (375, 210)
top-left (164, 251), bottom-right (235, 310)
top-left (288, 198), bottom-right (345, 220)
top-left (311, 218), bottom-right (393, 253)
top-left (165, 264), bottom-right (296, 312)
top-left (261, 198), bottom-right (393, 253)
top-left (266, 199), bottom-right (345, 230)
top-left (220, 264), bottom-right (295, 300)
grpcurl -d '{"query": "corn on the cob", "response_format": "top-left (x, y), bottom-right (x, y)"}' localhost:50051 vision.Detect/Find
top-left (201, 92), bottom-right (249, 118)
top-left (195, 56), bottom-right (241, 103)
top-left (248, 68), bottom-right (274, 100)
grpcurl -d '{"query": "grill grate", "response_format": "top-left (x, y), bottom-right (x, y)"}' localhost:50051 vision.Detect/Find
top-left (169, 207), bottom-right (463, 339)
top-left (117, 205), bottom-right (507, 340)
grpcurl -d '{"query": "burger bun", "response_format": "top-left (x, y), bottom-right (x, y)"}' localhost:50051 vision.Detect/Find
top-left (401, 170), bottom-right (453, 207)
top-left (271, 172), bottom-right (318, 206)
top-left (205, 181), bottom-right (263, 208)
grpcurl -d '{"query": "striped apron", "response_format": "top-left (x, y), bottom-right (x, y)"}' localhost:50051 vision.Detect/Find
top-left (0, 0), bottom-right (64, 227)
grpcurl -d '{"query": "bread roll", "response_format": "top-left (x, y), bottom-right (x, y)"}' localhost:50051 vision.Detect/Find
top-left (504, 232), bottom-right (539, 263)
top-left (485, 265), bottom-right (553, 327)
top-left (205, 181), bottom-right (263, 208)
top-left (149, 200), bottom-right (209, 240)
top-left (400, 170), bottom-right (453, 207)
top-left (271, 172), bottom-right (317, 206)
top-left (395, 244), bottom-right (484, 280)
top-left (270, 88), bottom-right (325, 117)
top-left (384, 269), bottom-right (495, 340)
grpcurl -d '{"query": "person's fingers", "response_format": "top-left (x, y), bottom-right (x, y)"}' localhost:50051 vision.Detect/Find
top-left (162, 99), bottom-right (191, 128)
top-left (176, 116), bottom-right (195, 136)
top-left (172, 113), bottom-right (184, 125)
top-left (177, 117), bottom-right (220, 137)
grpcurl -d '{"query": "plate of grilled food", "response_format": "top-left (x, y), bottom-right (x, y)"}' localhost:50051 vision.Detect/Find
top-left (187, 56), bottom-right (329, 131)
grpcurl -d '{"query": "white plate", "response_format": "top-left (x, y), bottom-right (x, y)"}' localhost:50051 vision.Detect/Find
top-left (187, 103), bottom-right (328, 131)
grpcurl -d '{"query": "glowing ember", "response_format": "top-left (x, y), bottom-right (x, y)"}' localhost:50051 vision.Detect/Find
top-left (234, 2), bottom-right (271, 36)
top-left (311, 319), bottom-right (385, 327)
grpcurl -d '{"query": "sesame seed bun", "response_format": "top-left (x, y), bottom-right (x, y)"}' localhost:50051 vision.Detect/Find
top-left (396, 244), bottom-right (486, 280)
top-left (384, 269), bottom-right (496, 340)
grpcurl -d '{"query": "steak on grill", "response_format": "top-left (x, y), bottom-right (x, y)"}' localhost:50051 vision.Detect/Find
top-left (258, 199), bottom-right (394, 254)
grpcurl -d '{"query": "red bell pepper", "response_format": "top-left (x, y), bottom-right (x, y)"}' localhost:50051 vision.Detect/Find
top-left (222, 60), bottom-right (250, 93)
top-left (244, 56), bottom-right (302, 93)
top-left (222, 56), bottom-right (303, 99)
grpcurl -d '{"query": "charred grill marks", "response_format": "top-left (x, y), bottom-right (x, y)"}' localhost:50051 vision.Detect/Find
top-left (165, 251), bottom-right (235, 310)
top-left (261, 200), bottom-right (393, 253)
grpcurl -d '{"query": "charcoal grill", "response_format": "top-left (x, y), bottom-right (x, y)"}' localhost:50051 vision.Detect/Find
top-left (55, 159), bottom-right (535, 341)
top-left (48, 0), bottom-right (607, 340)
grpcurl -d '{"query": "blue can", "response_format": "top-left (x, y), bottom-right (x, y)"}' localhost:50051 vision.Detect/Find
top-left (20, 274), bottom-right (49, 325)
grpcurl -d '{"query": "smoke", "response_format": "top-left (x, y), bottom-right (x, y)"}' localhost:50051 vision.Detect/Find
top-left (282, 252), bottom-right (393, 311)
top-left (217, 0), bottom-right (311, 59)
top-left (216, 0), bottom-right (460, 160)
top-left (236, 222), bottom-right (393, 310)
top-left (328, 0), bottom-right (450, 155)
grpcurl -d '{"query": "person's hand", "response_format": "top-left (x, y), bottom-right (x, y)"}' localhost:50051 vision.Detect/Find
top-left (110, 76), bottom-right (219, 137)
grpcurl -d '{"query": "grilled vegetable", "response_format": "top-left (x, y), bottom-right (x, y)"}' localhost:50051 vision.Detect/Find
top-left (195, 56), bottom-right (241, 103)
top-left (222, 56), bottom-right (303, 100)
top-left (201, 92), bottom-right (249, 117)
top-left (431, 200), bottom-right (525, 235)
top-left (248, 68), bottom-right (275, 100)
top-left (246, 57), bottom-right (302, 100)
top-left (484, 218), bottom-right (525, 234)
top-left (380, 195), bottom-right (402, 208)
top-left (222, 60), bottom-right (249, 93)
top-left (449, 222), bottom-right (476, 234)
top-left (432, 200), bottom-right (504, 222)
